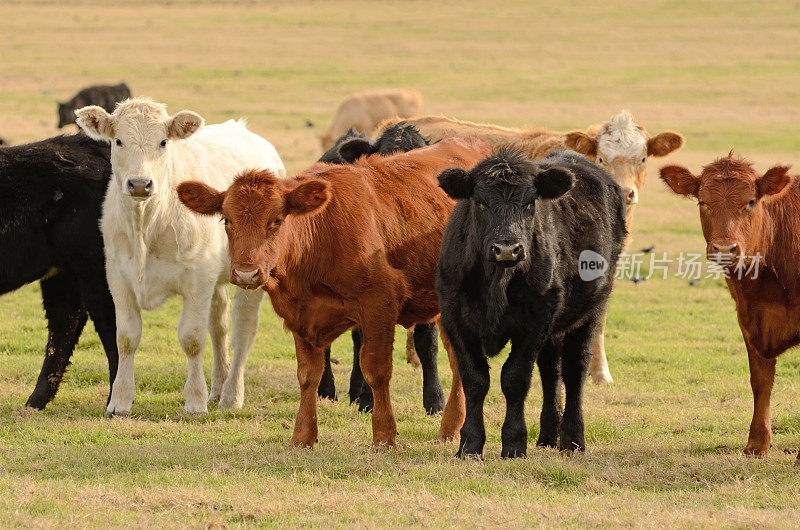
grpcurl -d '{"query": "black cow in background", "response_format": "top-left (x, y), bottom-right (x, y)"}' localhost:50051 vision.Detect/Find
top-left (437, 150), bottom-right (626, 458)
top-left (315, 123), bottom-right (445, 415)
top-left (57, 83), bottom-right (131, 129)
top-left (0, 134), bottom-right (118, 409)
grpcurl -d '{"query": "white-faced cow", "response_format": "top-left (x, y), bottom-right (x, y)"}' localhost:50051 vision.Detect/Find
top-left (437, 150), bottom-right (626, 458)
top-left (381, 111), bottom-right (684, 386)
top-left (76, 98), bottom-right (285, 417)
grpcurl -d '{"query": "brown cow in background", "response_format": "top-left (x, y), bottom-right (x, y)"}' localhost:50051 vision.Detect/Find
top-left (319, 88), bottom-right (423, 150)
top-left (661, 153), bottom-right (799, 464)
top-left (380, 111), bottom-right (684, 386)
top-left (177, 136), bottom-right (491, 449)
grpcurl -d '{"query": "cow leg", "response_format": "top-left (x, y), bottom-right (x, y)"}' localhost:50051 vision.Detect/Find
top-left (589, 308), bottom-right (613, 384)
top-left (105, 276), bottom-right (142, 418)
top-left (414, 322), bottom-right (445, 415)
top-left (406, 329), bottom-right (421, 368)
top-left (349, 327), bottom-right (373, 412)
top-left (78, 276), bottom-right (119, 408)
top-left (440, 318), bottom-right (488, 458)
top-left (500, 340), bottom-right (536, 458)
top-left (437, 328), bottom-right (465, 441)
top-left (208, 284), bottom-right (231, 405)
top-left (317, 347), bottom-right (337, 401)
top-left (536, 340), bottom-right (563, 448)
top-left (26, 274), bottom-right (88, 410)
top-left (558, 322), bottom-right (593, 452)
top-left (177, 289), bottom-right (214, 415)
top-left (219, 288), bottom-right (263, 410)
top-left (359, 316), bottom-right (398, 449)
top-left (290, 332), bottom-right (326, 448)
top-left (743, 337), bottom-right (776, 457)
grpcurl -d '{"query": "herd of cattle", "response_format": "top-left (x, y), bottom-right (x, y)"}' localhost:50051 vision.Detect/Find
top-left (0, 84), bottom-right (798, 463)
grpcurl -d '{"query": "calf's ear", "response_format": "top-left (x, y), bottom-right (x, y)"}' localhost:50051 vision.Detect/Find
top-left (659, 165), bottom-right (699, 196)
top-left (285, 179), bottom-right (330, 216)
top-left (757, 165), bottom-right (792, 198)
top-left (438, 167), bottom-right (474, 199)
top-left (75, 106), bottom-right (115, 141)
top-left (338, 138), bottom-right (375, 163)
top-left (168, 110), bottom-right (204, 140)
top-left (564, 131), bottom-right (598, 158)
top-left (535, 167), bottom-right (574, 199)
top-left (176, 181), bottom-right (225, 215)
top-left (648, 132), bottom-right (684, 157)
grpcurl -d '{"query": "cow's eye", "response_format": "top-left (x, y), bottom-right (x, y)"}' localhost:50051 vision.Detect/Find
top-left (748, 200), bottom-right (756, 207)
top-left (597, 157), bottom-right (603, 164)
top-left (115, 138), bottom-right (122, 147)
top-left (273, 218), bottom-right (282, 226)
top-left (641, 157), bottom-right (646, 163)
top-left (221, 217), bottom-right (229, 225)
top-left (160, 139), bottom-right (167, 148)
top-left (698, 201), bottom-right (706, 207)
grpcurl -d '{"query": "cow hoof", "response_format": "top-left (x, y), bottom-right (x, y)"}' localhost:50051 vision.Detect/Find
top-left (500, 446), bottom-right (527, 459)
top-left (317, 388), bottom-right (337, 401)
top-left (591, 370), bottom-right (614, 385)
top-left (104, 408), bottom-right (130, 419)
top-left (356, 396), bottom-right (374, 413)
top-left (456, 449), bottom-right (483, 461)
top-left (743, 445), bottom-right (769, 458)
top-left (218, 395), bottom-right (243, 411)
top-left (437, 429), bottom-right (460, 442)
top-left (558, 441), bottom-right (586, 453)
top-left (424, 402), bottom-right (445, 416)
top-left (183, 403), bottom-right (208, 416)
top-left (371, 441), bottom-right (397, 452)
top-left (536, 438), bottom-right (558, 449)
top-left (24, 396), bottom-right (48, 411)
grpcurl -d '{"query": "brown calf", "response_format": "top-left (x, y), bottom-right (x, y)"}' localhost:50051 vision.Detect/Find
top-left (661, 154), bottom-right (799, 464)
top-left (380, 112), bottom-right (684, 385)
top-left (177, 136), bottom-right (491, 449)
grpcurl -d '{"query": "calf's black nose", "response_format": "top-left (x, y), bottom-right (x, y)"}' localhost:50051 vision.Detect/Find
top-left (491, 242), bottom-right (525, 262)
top-left (126, 178), bottom-right (153, 198)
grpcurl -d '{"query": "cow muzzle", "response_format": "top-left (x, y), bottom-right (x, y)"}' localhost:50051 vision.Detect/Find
top-left (231, 268), bottom-right (263, 288)
top-left (126, 178), bottom-right (153, 200)
top-left (488, 241), bottom-right (526, 267)
top-left (707, 242), bottom-right (741, 266)
top-left (621, 186), bottom-right (638, 206)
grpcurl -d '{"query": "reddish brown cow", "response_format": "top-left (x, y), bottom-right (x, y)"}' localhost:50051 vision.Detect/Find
top-left (660, 153), bottom-right (799, 463)
top-left (177, 136), bottom-right (491, 449)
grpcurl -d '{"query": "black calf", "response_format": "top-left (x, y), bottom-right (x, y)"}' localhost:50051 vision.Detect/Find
top-left (437, 150), bottom-right (626, 458)
top-left (0, 134), bottom-right (118, 409)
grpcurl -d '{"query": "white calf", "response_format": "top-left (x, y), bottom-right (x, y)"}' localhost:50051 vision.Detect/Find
top-left (76, 98), bottom-right (285, 416)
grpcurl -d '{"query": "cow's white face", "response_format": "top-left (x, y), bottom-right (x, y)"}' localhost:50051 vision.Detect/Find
top-left (565, 110), bottom-right (684, 216)
top-left (76, 98), bottom-right (203, 201)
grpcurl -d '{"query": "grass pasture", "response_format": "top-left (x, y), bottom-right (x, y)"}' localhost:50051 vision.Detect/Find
top-left (1, 1), bottom-right (800, 527)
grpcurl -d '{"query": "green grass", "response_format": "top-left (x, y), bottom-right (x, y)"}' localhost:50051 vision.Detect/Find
top-left (1, 0), bottom-right (800, 527)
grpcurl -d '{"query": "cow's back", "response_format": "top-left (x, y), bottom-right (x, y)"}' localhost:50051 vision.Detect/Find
top-left (358, 136), bottom-right (490, 319)
top-left (380, 116), bottom-right (562, 160)
top-left (534, 151), bottom-right (626, 329)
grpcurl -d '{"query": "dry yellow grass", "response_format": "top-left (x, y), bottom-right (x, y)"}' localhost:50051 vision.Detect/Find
top-left (1, 1), bottom-right (800, 527)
